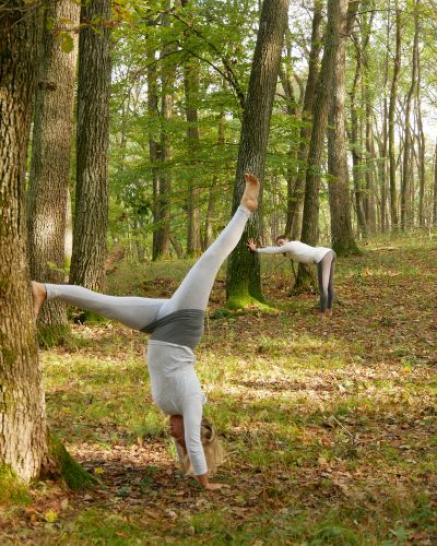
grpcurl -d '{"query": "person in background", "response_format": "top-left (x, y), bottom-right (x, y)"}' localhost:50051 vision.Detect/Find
top-left (248, 236), bottom-right (336, 314)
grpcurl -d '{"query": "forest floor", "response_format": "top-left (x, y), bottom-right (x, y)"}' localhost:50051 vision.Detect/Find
top-left (1, 233), bottom-right (436, 545)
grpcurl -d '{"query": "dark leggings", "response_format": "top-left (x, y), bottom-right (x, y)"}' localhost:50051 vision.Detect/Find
top-left (317, 250), bottom-right (336, 312)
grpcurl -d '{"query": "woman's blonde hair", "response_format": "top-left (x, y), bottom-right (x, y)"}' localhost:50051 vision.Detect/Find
top-left (175, 418), bottom-right (225, 476)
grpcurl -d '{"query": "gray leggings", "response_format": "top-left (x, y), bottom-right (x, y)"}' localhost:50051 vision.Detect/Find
top-left (317, 250), bottom-right (336, 312)
top-left (45, 206), bottom-right (251, 330)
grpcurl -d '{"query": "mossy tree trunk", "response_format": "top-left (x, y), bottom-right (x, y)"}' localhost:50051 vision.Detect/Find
top-left (69, 0), bottom-right (112, 289)
top-left (226, 0), bottom-right (289, 309)
top-left (327, 0), bottom-right (359, 256)
top-left (27, 0), bottom-right (80, 346)
top-left (0, 1), bottom-right (49, 483)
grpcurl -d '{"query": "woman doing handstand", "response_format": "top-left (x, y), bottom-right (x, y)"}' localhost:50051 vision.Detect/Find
top-left (248, 236), bottom-right (336, 314)
top-left (32, 174), bottom-right (260, 490)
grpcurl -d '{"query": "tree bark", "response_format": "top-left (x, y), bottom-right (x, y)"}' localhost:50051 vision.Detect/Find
top-left (0, 1), bottom-right (48, 483)
top-left (350, 30), bottom-right (368, 238)
top-left (433, 140), bottom-right (437, 227)
top-left (295, 0), bottom-right (349, 289)
top-left (226, 0), bottom-right (289, 308)
top-left (183, 57), bottom-right (202, 256)
top-left (284, 0), bottom-right (323, 239)
top-left (153, 7), bottom-right (175, 260)
top-left (415, 56), bottom-right (425, 228)
top-left (388, 2), bottom-right (401, 230)
top-left (400, 0), bottom-right (419, 230)
top-left (69, 0), bottom-right (112, 289)
top-left (327, 0), bottom-right (359, 255)
top-left (378, 7), bottom-right (391, 232)
top-left (27, 0), bottom-right (80, 344)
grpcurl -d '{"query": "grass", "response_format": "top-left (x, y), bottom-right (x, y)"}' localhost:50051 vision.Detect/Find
top-left (0, 232), bottom-right (436, 544)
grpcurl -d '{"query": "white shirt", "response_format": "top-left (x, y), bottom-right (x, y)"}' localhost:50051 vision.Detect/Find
top-left (146, 340), bottom-right (207, 475)
top-left (256, 240), bottom-right (331, 264)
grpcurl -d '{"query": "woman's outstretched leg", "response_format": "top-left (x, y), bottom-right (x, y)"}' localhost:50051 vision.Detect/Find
top-left (32, 282), bottom-right (167, 331)
top-left (158, 173), bottom-right (260, 317)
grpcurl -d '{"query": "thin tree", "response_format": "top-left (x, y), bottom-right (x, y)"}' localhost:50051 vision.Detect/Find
top-left (294, 0), bottom-right (351, 290)
top-left (27, 0), bottom-right (80, 344)
top-left (350, 24), bottom-right (368, 238)
top-left (284, 0), bottom-right (323, 239)
top-left (433, 140), bottom-right (437, 226)
top-left (181, 0), bottom-right (202, 256)
top-left (226, 0), bottom-right (289, 308)
top-left (70, 0), bottom-right (112, 289)
top-left (327, 0), bottom-right (359, 255)
top-left (388, 1), bottom-right (401, 230)
top-left (400, 0), bottom-right (419, 230)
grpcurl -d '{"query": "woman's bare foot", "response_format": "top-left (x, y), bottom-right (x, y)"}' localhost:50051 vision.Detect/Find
top-left (241, 173), bottom-right (260, 212)
top-left (31, 281), bottom-right (47, 317)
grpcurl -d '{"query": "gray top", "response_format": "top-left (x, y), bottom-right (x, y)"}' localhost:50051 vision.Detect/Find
top-left (142, 309), bottom-right (205, 350)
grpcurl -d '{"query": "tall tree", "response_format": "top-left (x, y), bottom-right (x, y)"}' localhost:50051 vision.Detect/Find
top-left (327, 0), bottom-right (359, 255)
top-left (284, 0), bottom-right (323, 239)
top-left (181, 0), bottom-right (202, 256)
top-left (226, 0), bottom-right (289, 308)
top-left (0, 0), bottom-right (49, 483)
top-left (433, 140), bottom-right (437, 227)
top-left (27, 0), bottom-right (80, 343)
top-left (388, 2), bottom-right (401, 230)
top-left (350, 23), bottom-right (368, 238)
top-left (400, 0), bottom-right (419, 230)
top-left (69, 0), bottom-right (112, 289)
top-left (295, 0), bottom-right (348, 289)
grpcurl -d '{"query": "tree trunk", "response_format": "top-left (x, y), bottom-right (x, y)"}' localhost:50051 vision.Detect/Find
top-left (295, 0), bottom-right (346, 290)
top-left (327, 0), bottom-right (359, 255)
top-left (27, 0), bottom-right (80, 345)
top-left (284, 0), bottom-right (323, 238)
top-left (416, 59), bottom-right (425, 228)
top-left (153, 7), bottom-right (175, 260)
top-left (350, 32), bottom-right (368, 239)
top-left (226, 0), bottom-right (289, 309)
top-left (69, 0), bottom-right (112, 289)
top-left (378, 10), bottom-right (390, 232)
top-left (184, 57), bottom-right (202, 256)
top-left (388, 3), bottom-right (401, 230)
top-left (146, 23), bottom-right (163, 261)
top-left (203, 114), bottom-right (225, 248)
top-left (0, 1), bottom-right (49, 483)
top-left (400, 0), bottom-right (419, 230)
top-left (433, 140), bottom-right (437, 227)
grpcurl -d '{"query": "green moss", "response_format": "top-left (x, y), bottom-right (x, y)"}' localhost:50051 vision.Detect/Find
top-left (0, 464), bottom-right (31, 506)
top-left (48, 434), bottom-right (96, 490)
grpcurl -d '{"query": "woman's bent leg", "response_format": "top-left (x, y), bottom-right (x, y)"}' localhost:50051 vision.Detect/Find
top-left (158, 205), bottom-right (251, 317)
top-left (45, 284), bottom-right (166, 330)
top-left (327, 254), bottom-right (336, 310)
top-left (317, 251), bottom-right (335, 312)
